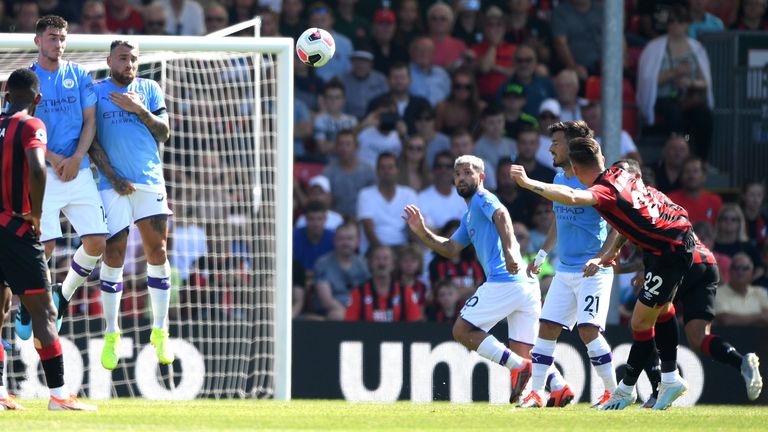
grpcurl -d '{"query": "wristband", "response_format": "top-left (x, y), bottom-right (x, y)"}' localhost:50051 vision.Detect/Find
top-left (533, 249), bottom-right (547, 267)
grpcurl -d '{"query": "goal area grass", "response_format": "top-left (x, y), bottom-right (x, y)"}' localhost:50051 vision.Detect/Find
top-left (2, 399), bottom-right (767, 431)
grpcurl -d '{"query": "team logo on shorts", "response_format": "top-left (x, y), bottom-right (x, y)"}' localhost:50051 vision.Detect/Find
top-left (63, 78), bottom-right (75, 89)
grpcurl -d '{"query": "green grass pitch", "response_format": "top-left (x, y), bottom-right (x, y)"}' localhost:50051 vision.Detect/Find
top-left (2, 399), bottom-right (767, 431)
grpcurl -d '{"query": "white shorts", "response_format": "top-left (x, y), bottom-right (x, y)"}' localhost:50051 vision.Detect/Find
top-left (41, 167), bottom-right (108, 242)
top-left (460, 278), bottom-right (541, 346)
top-left (100, 185), bottom-right (173, 238)
top-left (540, 270), bottom-right (614, 331)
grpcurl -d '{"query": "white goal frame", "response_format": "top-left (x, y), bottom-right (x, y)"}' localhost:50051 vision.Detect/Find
top-left (0, 33), bottom-right (294, 400)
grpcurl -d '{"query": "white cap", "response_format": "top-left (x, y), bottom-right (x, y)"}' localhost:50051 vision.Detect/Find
top-left (539, 98), bottom-right (561, 117)
top-left (308, 175), bottom-right (331, 193)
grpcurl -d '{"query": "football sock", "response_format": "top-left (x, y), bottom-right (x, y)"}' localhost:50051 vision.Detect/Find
top-left (100, 263), bottom-right (124, 334)
top-left (623, 328), bottom-right (656, 387)
top-left (0, 348), bottom-right (7, 398)
top-left (476, 335), bottom-right (524, 369)
top-left (62, 246), bottom-right (101, 301)
top-left (645, 351), bottom-right (662, 398)
top-left (531, 337), bottom-right (556, 393)
top-left (547, 368), bottom-right (567, 391)
top-left (701, 335), bottom-right (744, 369)
top-left (36, 338), bottom-right (66, 398)
top-left (586, 335), bottom-right (617, 392)
top-left (654, 307), bottom-right (679, 373)
top-left (147, 261), bottom-right (172, 329)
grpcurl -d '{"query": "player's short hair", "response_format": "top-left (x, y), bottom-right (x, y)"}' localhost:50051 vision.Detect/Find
top-left (612, 158), bottom-right (641, 175)
top-left (549, 120), bottom-right (593, 141)
top-left (35, 15), bottom-right (68, 35)
top-left (110, 40), bottom-right (138, 52)
top-left (568, 137), bottom-right (602, 168)
top-left (5, 68), bottom-right (40, 105)
top-left (454, 155), bottom-right (484, 174)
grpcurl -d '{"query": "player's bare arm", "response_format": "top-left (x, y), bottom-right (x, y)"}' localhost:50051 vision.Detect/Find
top-left (402, 204), bottom-right (462, 258)
top-left (110, 91), bottom-right (170, 143)
top-left (509, 164), bottom-right (597, 206)
top-left (529, 219), bottom-right (557, 277)
top-left (23, 147), bottom-right (47, 237)
top-left (492, 207), bottom-right (519, 275)
top-left (88, 139), bottom-right (136, 195)
top-left (583, 229), bottom-right (623, 277)
top-left (58, 105), bottom-right (96, 182)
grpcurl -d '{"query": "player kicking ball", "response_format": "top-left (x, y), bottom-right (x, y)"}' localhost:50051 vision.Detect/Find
top-left (518, 121), bottom-right (618, 409)
top-left (87, 40), bottom-right (174, 370)
top-left (511, 137), bottom-right (695, 410)
top-left (403, 155), bottom-right (541, 404)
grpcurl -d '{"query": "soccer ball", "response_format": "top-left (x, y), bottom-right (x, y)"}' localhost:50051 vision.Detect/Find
top-left (296, 28), bottom-right (335, 68)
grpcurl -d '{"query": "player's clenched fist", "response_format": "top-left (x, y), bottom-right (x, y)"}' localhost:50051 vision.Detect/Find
top-left (508, 164), bottom-right (531, 188)
top-left (401, 205), bottom-right (426, 235)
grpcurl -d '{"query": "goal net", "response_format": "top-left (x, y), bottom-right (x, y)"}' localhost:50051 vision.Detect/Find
top-left (0, 34), bottom-right (293, 400)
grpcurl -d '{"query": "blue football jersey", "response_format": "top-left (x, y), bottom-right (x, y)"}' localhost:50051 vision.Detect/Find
top-left (31, 61), bottom-right (96, 169)
top-left (94, 77), bottom-right (168, 191)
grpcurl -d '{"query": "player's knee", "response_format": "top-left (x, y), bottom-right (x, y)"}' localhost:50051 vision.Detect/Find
top-left (577, 325), bottom-right (600, 344)
top-left (539, 321), bottom-right (562, 340)
top-left (451, 320), bottom-right (468, 343)
top-left (82, 235), bottom-right (107, 256)
top-left (147, 246), bottom-right (168, 264)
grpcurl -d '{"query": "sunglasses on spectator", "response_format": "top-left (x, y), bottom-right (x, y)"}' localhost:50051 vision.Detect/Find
top-left (731, 265), bottom-right (752, 271)
top-left (453, 83), bottom-right (472, 90)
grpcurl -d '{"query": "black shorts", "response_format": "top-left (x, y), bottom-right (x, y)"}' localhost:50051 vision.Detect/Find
top-left (675, 262), bottom-right (718, 323)
top-left (0, 225), bottom-right (49, 295)
top-left (638, 247), bottom-right (694, 308)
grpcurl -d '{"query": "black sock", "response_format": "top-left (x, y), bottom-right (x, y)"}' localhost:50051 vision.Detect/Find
top-left (704, 335), bottom-right (744, 370)
top-left (624, 329), bottom-right (657, 387)
top-left (644, 350), bottom-right (662, 398)
top-left (654, 313), bottom-right (679, 373)
top-left (41, 356), bottom-right (65, 389)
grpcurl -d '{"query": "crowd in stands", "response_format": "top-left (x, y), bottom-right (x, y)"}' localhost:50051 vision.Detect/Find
top-left (10, 1), bottom-right (765, 326)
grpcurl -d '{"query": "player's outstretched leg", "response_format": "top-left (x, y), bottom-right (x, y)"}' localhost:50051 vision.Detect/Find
top-left (695, 327), bottom-right (763, 401)
top-left (99, 263), bottom-right (124, 370)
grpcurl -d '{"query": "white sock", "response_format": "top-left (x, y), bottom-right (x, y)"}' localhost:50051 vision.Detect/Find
top-left (99, 263), bottom-right (124, 334)
top-left (62, 246), bottom-right (101, 301)
top-left (586, 336), bottom-right (617, 392)
top-left (618, 380), bottom-right (634, 394)
top-left (476, 336), bottom-right (524, 369)
top-left (147, 261), bottom-right (172, 330)
top-left (547, 367), bottom-right (567, 391)
top-left (531, 337), bottom-right (556, 393)
top-left (50, 385), bottom-right (68, 400)
top-left (661, 370), bottom-right (679, 383)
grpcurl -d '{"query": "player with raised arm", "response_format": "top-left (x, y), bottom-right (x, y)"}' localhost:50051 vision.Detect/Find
top-left (510, 137), bottom-right (694, 411)
top-left (518, 121), bottom-right (619, 409)
top-left (87, 40), bottom-right (173, 370)
top-left (15, 15), bottom-right (109, 340)
top-left (403, 155), bottom-right (541, 404)
top-left (0, 68), bottom-right (95, 411)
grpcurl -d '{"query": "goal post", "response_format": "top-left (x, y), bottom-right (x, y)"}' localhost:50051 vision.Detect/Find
top-left (0, 33), bottom-right (293, 400)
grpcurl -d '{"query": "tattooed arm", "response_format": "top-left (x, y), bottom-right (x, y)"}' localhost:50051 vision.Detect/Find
top-left (88, 139), bottom-right (136, 195)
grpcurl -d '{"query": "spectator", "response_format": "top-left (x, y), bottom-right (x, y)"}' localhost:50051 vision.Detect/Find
top-left (714, 253), bottom-right (768, 327)
top-left (653, 133), bottom-right (690, 193)
top-left (688, 0), bottom-right (725, 38)
top-left (105, 0), bottom-right (144, 34)
top-left (471, 6), bottom-right (516, 99)
top-left (397, 135), bottom-right (431, 192)
top-left (169, 201), bottom-right (208, 283)
top-left (426, 278), bottom-right (462, 323)
top-left (447, 129), bottom-right (496, 190)
top-left (554, 69), bottom-right (588, 122)
top-left (357, 153), bottom-right (418, 250)
top-left (279, 0), bottom-right (305, 40)
top-left (582, 101), bottom-right (643, 163)
top-left (514, 125), bottom-right (556, 225)
top-left (292, 259), bottom-right (306, 318)
top-left (528, 199), bottom-right (555, 256)
top-left (394, 0), bottom-right (424, 52)
top-left (203, 1), bottom-right (230, 33)
top-left (396, 244), bottom-right (428, 310)
top-left (475, 104), bottom-right (518, 173)
top-left (12, 0), bottom-right (39, 33)
top-left (312, 223), bottom-right (370, 320)
top-left (0, 1), bottom-right (13, 32)
top-left (427, 219), bottom-right (485, 298)
top-left (667, 157), bottom-right (723, 225)
top-left (259, 8), bottom-right (280, 37)
top-left (345, 245), bottom-right (422, 322)
top-left (497, 44), bottom-right (555, 118)
top-left (313, 80), bottom-right (358, 157)
top-left (160, 0), bottom-right (205, 35)
top-left (496, 157), bottom-right (533, 223)
top-left (535, 98), bottom-right (562, 167)
top-left (293, 97), bottom-right (312, 157)
top-left (408, 36), bottom-right (452, 107)
top-left (552, 0), bottom-right (603, 79)
top-left (367, 63), bottom-right (431, 133)
top-left (228, 0), bottom-right (259, 27)
top-left (741, 180), bottom-right (768, 249)
top-left (426, 2), bottom-right (468, 70)
top-left (322, 130), bottom-right (377, 219)
top-left (357, 98), bottom-right (403, 168)
top-left (370, 8), bottom-right (409, 76)
top-left (295, 176), bottom-right (344, 230)
top-left (338, 50), bottom-right (389, 120)
top-left (499, 82), bottom-right (539, 141)
top-left (334, 0), bottom-right (369, 49)
top-left (37, 0), bottom-right (78, 23)
top-left (416, 106), bottom-right (451, 170)
top-left (730, 0), bottom-right (768, 30)
top-left (453, 0), bottom-right (483, 46)
top-left (638, 0), bottom-right (689, 40)
top-left (294, 56), bottom-right (323, 111)
top-left (417, 151), bottom-right (466, 231)
top-left (714, 203), bottom-right (765, 281)
top-left (142, 3), bottom-right (170, 35)
top-left (757, 243), bottom-right (768, 289)
top-left (308, 3), bottom-right (353, 82)
top-left (637, 5), bottom-right (715, 162)
top-left (514, 221), bottom-right (554, 294)
top-left (76, 1), bottom-right (111, 35)
top-left (706, 0), bottom-right (738, 27)
top-left (434, 68), bottom-right (485, 135)
top-left (505, 0), bottom-right (553, 73)
top-left (694, 221), bottom-right (731, 284)
top-left (293, 200), bottom-right (335, 272)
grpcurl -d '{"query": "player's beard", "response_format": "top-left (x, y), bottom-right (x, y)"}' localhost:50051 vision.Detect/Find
top-left (111, 70), bottom-right (135, 86)
top-left (552, 153), bottom-right (568, 168)
top-left (456, 181), bottom-right (478, 199)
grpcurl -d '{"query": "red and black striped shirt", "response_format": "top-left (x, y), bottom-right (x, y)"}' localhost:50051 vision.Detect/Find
top-left (0, 112), bottom-right (47, 237)
top-left (648, 185), bottom-right (715, 265)
top-left (590, 167), bottom-right (692, 256)
top-left (344, 280), bottom-right (422, 322)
